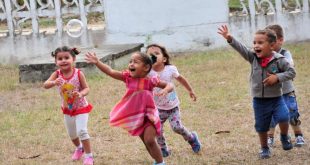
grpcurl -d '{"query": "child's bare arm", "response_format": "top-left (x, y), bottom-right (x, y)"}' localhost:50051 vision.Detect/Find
top-left (175, 75), bottom-right (196, 101)
top-left (155, 81), bottom-right (174, 96)
top-left (43, 72), bottom-right (62, 89)
top-left (73, 71), bottom-right (89, 98)
top-left (85, 52), bottom-right (123, 81)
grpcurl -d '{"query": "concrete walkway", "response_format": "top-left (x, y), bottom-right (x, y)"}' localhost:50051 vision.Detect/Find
top-left (19, 43), bottom-right (143, 83)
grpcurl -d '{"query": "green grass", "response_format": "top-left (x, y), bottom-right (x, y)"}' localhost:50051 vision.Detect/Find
top-left (1, 42), bottom-right (310, 164)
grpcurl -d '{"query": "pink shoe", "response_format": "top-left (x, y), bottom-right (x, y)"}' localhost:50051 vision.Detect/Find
top-left (83, 156), bottom-right (94, 165)
top-left (71, 148), bottom-right (84, 161)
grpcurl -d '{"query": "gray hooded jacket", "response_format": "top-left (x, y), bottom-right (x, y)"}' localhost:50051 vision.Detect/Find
top-left (229, 37), bottom-right (296, 98)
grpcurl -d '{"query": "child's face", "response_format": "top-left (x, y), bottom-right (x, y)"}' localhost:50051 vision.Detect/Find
top-left (55, 52), bottom-right (75, 71)
top-left (273, 37), bottom-right (284, 52)
top-left (147, 46), bottom-right (166, 67)
top-left (253, 34), bottom-right (274, 58)
top-left (128, 53), bottom-right (149, 78)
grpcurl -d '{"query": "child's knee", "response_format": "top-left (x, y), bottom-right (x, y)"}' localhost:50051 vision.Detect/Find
top-left (255, 122), bottom-right (270, 132)
top-left (77, 129), bottom-right (90, 140)
top-left (144, 138), bottom-right (157, 148)
top-left (172, 126), bottom-right (184, 134)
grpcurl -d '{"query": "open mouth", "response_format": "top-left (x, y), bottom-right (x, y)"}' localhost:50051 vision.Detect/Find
top-left (129, 68), bottom-right (136, 72)
top-left (255, 49), bottom-right (262, 54)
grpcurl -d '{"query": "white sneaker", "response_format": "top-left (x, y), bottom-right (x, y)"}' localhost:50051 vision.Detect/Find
top-left (267, 137), bottom-right (275, 147)
top-left (295, 136), bottom-right (305, 147)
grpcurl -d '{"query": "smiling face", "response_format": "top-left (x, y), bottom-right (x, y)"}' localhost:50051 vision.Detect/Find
top-left (128, 53), bottom-right (150, 78)
top-left (55, 52), bottom-right (75, 72)
top-left (253, 34), bottom-right (274, 58)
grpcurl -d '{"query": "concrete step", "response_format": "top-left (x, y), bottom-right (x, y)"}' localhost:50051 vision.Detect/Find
top-left (19, 43), bottom-right (144, 83)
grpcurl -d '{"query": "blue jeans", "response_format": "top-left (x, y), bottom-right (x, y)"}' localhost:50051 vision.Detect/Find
top-left (270, 92), bottom-right (300, 128)
top-left (253, 96), bottom-right (289, 132)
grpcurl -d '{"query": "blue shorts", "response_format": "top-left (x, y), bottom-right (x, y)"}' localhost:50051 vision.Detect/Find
top-left (270, 92), bottom-right (300, 128)
top-left (253, 96), bottom-right (289, 132)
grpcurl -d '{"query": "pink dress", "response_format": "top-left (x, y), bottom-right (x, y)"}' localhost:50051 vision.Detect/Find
top-left (110, 71), bottom-right (161, 136)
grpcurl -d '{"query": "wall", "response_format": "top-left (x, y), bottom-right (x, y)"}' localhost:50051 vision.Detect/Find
top-left (103, 0), bottom-right (310, 51)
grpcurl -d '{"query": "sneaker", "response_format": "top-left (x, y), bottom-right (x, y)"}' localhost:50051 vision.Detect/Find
top-left (161, 148), bottom-right (171, 157)
top-left (295, 136), bottom-right (305, 147)
top-left (72, 148), bottom-right (84, 161)
top-left (188, 132), bottom-right (201, 153)
top-left (267, 137), bottom-right (275, 147)
top-left (153, 161), bottom-right (166, 165)
top-left (280, 135), bottom-right (293, 150)
top-left (83, 156), bottom-right (94, 165)
top-left (259, 147), bottom-right (271, 159)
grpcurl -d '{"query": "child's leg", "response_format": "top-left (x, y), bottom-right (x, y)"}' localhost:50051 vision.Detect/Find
top-left (168, 107), bottom-right (192, 141)
top-left (267, 117), bottom-right (276, 147)
top-left (75, 114), bottom-right (92, 155)
top-left (64, 115), bottom-right (85, 161)
top-left (267, 117), bottom-right (276, 138)
top-left (140, 125), bottom-right (163, 164)
top-left (273, 97), bottom-right (292, 150)
top-left (283, 92), bottom-right (303, 137)
top-left (64, 115), bottom-right (80, 147)
top-left (258, 132), bottom-right (268, 148)
top-left (157, 109), bottom-right (170, 150)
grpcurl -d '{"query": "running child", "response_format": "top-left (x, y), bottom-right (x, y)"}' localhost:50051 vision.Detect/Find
top-left (43, 46), bottom-right (94, 165)
top-left (146, 44), bottom-right (201, 157)
top-left (218, 25), bottom-right (295, 159)
top-left (85, 51), bottom-right (173, 165)
top-left (265, 24), bottom-right (305, 147)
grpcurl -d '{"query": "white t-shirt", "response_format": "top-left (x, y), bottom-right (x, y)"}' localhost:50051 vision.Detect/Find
top-left (149, 65), bottom-right (180, 110)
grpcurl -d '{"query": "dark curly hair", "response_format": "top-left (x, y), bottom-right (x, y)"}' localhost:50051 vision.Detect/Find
top-left (51, 46), bottom-right (80, 58)
top-left (146, 44), bottom-right (171, 65)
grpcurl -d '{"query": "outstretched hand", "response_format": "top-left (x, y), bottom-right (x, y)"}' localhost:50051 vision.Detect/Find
top-left (189, 91), bottom-right (197, 101)
top-left (263, 72), bottom-right (279, 86)
top-left (85, 52), bottom-right (99, 64)
top-left (217, 25), bottom-right (232, 42)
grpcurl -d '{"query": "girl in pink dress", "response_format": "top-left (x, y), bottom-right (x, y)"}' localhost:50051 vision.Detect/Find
top-left (85, 52), bottom-right (173, 165)
top-left (43, 46), bottom-right (94, 165)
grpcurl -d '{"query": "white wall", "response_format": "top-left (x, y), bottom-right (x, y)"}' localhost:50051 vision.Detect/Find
top-left (104, 0), bottom-right (229, 51)
top-left (103, 0), bottom-right (310, 52)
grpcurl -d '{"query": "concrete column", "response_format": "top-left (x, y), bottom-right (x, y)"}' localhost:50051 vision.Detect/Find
top-left (4, 0), bottom-right (14, 37)
top-left (303, 0), bottom-right (309, 12)
top-left (54, 0), bottom-right (63, 37)
top-left (78, 0), bottom-right (88, 30)
top-left (29, 0), bottom-right (39, 36)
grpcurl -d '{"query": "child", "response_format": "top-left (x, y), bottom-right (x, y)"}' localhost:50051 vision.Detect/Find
top-left (85, 51), bottom-right (173, 165)
top-left (43, 46), bottom-right (94, 165)
top-left (218, 25), bottom-right (296, 159)
top-left (146, 44), bottom-right (201, 157)
top-left (265, 24), bottom-right (305, 147)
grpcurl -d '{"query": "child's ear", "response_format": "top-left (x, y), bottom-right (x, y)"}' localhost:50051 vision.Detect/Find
top-left (270, 42), bottom-right (276, 49)
top-left (163, 57), bottom-right (167, 63)
top-left (144, 64), bottom-right (151, 72)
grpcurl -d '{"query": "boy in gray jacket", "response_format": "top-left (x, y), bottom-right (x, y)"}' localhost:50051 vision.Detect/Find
top-left (266, 24), bottom-right (305, 147)
top-left (218, 25), bottom-right (295, 159)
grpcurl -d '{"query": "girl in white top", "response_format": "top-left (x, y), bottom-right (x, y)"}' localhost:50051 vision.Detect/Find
top-left (146, 44), bottom-right (202, 157)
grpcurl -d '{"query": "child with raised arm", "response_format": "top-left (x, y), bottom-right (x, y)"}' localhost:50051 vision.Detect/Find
top-left (43, 46), bottom-right (94, 165)
top-left (146, 44), bottom-right (201, 157)
top-left (218, 25), bottom-right (295, 159)
top-left (85, 52), bottom-right (173, 165)
top-left (266, 24), bottom-right (305, 147)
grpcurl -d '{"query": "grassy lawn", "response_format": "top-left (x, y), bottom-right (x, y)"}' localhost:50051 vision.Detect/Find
top-left (0, 42), bottom-right (310, 164)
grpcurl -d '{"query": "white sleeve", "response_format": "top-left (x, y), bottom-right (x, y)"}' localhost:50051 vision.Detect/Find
top-left (170, 65), bottom-right (180, 78)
